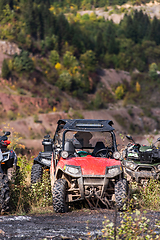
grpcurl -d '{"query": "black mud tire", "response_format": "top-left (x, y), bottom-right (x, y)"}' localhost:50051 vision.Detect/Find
top-left (115, 178), bottom-right (128, 210)
top-left (52, 179), bottom-right (68, 213)
top-left (0, 173), bottom-right (10, 214)
top-left (31, 164), bottom-right (43, 184)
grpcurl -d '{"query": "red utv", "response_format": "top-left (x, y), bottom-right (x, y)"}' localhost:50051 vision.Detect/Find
top-left (50, 119), bottom-right (128, 213)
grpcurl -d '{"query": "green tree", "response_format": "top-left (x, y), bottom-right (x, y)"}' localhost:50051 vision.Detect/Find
top-left (49, 50), bottom-right (60, 66)
top-left (63, 51), bottom-right (78, 69)
top-left (80, 50), bottom-right (97, 72)
top-left (95, 30), bottom-right (106, 57)
top-left (57, 70), bottom-right (72, 91)
top-left (149, 62), bottom-right (158, 80)
top-left (104, 22), bottom-right (119, 54)
top-left (13, 51), bottom-right (34, 73)
top-left (149, 16), bottom-right (160, 45)
top-left (55, 13), bottom-right (70, 52)
top-left (2, 59), bottom-right (10, 79)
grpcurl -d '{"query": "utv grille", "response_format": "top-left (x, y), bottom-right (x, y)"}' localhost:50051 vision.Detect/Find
top-left (83, 177), bottom-right (104, 186)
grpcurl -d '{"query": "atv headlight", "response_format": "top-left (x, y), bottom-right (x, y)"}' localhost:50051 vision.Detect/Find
top-left (61, 151), bottom-right (69, 159)
top-left (123, 160), bottom-right (137, 170)
top-left (64, 165), bottom-right (81, 177)
top-left (122, 150), bottom-right (127, 159)
top-left (113, 151), bottom-right (121, 160)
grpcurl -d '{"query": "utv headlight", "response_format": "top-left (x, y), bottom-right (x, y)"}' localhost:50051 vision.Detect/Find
top-left (108, 168), bottom-right (119, 175)
top-left (61, 151), bottom-right (69, 159)
top-left (106, 166), bottom-right (122, 178)
top-left (64, 165), bottom-right (81, 176)
top-left (123, 160), bottom-right (137, 170)
top-left (113, 151), bottom-right (121, 160)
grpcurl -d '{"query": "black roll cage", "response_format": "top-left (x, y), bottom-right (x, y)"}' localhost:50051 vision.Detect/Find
top-left (53, 119), bottom-right (118, 152)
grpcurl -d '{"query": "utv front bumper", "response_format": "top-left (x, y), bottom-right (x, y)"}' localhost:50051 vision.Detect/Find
top-left (62, 164), bottom-right (123, 202)
top-left (123, 160), bottom-right (160, 182)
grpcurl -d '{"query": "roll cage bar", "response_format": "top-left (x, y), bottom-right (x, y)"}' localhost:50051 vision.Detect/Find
top-left (53, 119), bottom-right (118, 152)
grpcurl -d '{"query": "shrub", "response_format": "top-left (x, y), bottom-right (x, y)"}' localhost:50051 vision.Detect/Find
top-left (115, 85), bottom-right (125, 100)
top-left (63, 51), bottom-right (78, 69)
top-left (7, 110), bottom-right (17, 120)
top-left (2, 59), bottom-right (10, 79)
top-left (9, 155), bottom-right (32, 213)
top-left (149, 62), bottom-right (158, 80)
top-left (80, 50), bottom-right (97, 73)
top-left (9, 155), bottom-right (52, 214)
top-left (57, 70), bottom-right (72, 91)
top-left (102, 209), bottom-right (160, 239)
top-left (139, 179), bottom-right (160, 210)
top-left (30, 171), bottom-right (52, 208)
top-left (49, 50), bottom-right (60, 66)
top-left (71, 111), bottom-right (84, 119)
top-left (13, 51), bottom-right (34, 73)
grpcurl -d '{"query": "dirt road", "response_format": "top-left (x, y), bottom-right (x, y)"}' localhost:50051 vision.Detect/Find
top-left (0, 209), bottom-right (160, 239)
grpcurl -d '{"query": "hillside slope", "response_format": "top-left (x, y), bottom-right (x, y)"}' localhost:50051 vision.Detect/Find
top-left (1, 2), bottom-right (160, 151)
top-left (0, 68), bottom-right (159, 151)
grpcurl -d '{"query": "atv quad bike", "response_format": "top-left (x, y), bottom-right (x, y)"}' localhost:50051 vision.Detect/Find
top-left (0, 131), bottom-right (17, 213)
top-left (122, 135), bottom-right (160, 185)
top-left (31, 134), bottom-right (53, 184)
top-left (50, 119), bottom-right (128, 213)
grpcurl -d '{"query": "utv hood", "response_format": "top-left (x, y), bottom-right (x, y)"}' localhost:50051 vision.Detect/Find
top-left (58, 155), bottom-right (121, 175)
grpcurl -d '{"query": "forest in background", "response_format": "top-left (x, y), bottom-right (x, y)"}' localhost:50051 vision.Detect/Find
top-left (1, 0), bottom-right (160, 114)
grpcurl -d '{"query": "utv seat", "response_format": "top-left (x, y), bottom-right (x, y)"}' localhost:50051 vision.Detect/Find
top-left (64, 141), bottom-right (75, 156)
top-left (92, 141), bottom-right (105, 156)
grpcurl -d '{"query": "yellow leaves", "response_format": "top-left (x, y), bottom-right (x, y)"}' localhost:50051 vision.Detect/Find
top-left (55, 62), bottom-right (62, 71)
top-left (8, 59), bottom-right (13, 71)
top-left (72, 66), bottom-right (78, 75)
top-left (53, 106), bottom-right (57, 112)
top-left (49, 6), bottom-right (54, 12)
top-left (11, 84), bottom-right (16, 90)
top-left (18, 144), bottom-right (25, 149)
top-left (16, 6), bottom-right (20, 10)
top-left (49, 5), bottom-right (61, 15)
top-left (89, 12), bottom-right (97, 21)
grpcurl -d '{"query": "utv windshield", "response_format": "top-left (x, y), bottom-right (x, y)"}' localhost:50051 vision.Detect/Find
top-left (63, 131), bottom-right (114, 151)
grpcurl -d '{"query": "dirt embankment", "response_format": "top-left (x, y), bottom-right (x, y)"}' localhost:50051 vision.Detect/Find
top-left (78, 1), bottom-right (160, 24)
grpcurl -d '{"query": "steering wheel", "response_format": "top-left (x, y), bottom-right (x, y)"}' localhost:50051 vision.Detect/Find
top-left (95, 148), bottom-right (113, 158)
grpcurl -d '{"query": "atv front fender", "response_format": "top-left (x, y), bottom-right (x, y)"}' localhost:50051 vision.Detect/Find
top-left (125, 168), bottom-right (159, 182)
top-left (34, 152), bottom-right (51, 167)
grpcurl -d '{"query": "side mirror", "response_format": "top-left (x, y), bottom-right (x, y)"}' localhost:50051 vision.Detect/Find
top-left (5, 131), bottom-right (10, 136)
top-left (152, 137), bottom-right (160, 146)
top-left (126, 135), bottom-right (135, 143)
top-left (44, 134), bottom-right (50, 138)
